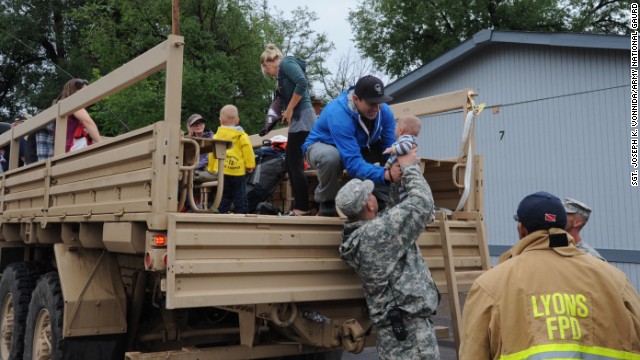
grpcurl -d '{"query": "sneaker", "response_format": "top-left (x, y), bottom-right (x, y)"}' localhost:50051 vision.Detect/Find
top-left (318, 201), bottom-right (338, 217)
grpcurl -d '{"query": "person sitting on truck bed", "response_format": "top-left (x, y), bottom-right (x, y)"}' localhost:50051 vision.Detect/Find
top-left (460, 191), bottom-right (640, 359)
top-left (54, 78), bottom-right (102, 152)
top-left (186, 113), bottom-right (216, 182)
top-left (336, 147), bottom-right (441, 360)
top-left (302, 75), bottom-right (399, 217)
top-left (208, 105), bottom-right (255, 214)
top-left (10, 114), bottom-right (30, 166)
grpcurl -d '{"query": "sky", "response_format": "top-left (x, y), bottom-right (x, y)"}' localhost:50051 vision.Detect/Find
top-left (267, 0), bottom-right (358, 77)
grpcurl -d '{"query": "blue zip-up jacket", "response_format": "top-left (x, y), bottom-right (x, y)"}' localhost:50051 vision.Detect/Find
top-left (302, 87), bottom-right (396, 184)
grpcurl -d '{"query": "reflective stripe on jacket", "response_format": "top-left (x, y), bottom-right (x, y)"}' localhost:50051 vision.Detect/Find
top-left (460, 228), bottom-right (640, 360)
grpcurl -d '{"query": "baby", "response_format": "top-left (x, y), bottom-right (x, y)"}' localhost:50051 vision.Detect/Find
top-left (383, 115), bottom-right (421, 202)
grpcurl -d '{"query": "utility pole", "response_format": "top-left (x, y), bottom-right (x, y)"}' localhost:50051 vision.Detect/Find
top-left (172, 0), bottom-right (180, 35)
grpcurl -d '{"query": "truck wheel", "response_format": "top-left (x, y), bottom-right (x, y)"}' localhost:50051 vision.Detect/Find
top-left (0, 262), bottom-right (38, 360)
top-left (23, 272), bottom-right (64, 360)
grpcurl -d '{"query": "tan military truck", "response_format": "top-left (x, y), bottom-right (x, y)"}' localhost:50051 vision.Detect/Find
top-left (0, 35), bottom-right (489, 360)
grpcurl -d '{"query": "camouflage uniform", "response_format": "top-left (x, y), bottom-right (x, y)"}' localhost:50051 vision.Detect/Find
top-left (575, 240), bottom-right (605, 261)
top-left (339, 164), bottom-right (440, 360)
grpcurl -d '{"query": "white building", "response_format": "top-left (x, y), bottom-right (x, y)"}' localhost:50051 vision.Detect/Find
top-left (386, 30), bottom-right (639, 289)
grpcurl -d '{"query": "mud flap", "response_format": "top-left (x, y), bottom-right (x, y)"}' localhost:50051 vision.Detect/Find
top-left (54, 244), bottom-right (127, 337)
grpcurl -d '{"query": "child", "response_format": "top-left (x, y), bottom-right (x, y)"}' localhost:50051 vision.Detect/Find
top-left (208, 105), bottom-right (255, 214)
top-left (383, 115), bottom-right (421, 202)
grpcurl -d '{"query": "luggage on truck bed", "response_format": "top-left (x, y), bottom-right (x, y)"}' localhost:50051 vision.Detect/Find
top-left (246, 146), bottom-right (286, 213)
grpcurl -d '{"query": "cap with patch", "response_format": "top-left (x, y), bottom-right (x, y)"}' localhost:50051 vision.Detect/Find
top-left (187, 114), bottom-right (206, 126)
top-left (335, 178), bottom-right (374, 218)
top-left (563, 198), bottom-right (592, 221)
top-left (354, 75), bottom-right (393, 104)
top-left (516, 191), bottom-right (567, 232)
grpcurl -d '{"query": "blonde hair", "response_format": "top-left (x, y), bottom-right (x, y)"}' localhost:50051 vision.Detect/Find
top-left (219, 104), bottom-right (239, 126)
top-left (260, 43), bottom-right (284, 76)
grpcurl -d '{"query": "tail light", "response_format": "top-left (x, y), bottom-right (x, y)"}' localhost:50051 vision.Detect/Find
top-left (152, 234), bottom-right (167, 247)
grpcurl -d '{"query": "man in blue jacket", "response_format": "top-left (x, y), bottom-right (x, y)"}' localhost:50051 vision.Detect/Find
top-left (302, 76), bottom-right (397, 216)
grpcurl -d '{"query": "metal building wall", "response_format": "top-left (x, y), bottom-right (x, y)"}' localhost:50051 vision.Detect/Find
top-left (398, 43), bottom-right (639, 289)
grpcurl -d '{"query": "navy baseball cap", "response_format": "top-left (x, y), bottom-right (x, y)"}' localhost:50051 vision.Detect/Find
top-left (515, 191), bottom-right (567, 232)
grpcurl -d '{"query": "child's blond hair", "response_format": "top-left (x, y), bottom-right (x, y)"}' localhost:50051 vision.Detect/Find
top-left (219, 105), bottom-right (239, 126)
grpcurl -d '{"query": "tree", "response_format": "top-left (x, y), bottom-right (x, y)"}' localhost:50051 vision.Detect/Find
top-left (0, 0), bottom-right (333, 136)
top-left (0, 0), bottom-right (92, 119)
top-left (318, 49), bottom-right (387, 100)
top-left (350, 0), bottom-right (632, 77)
top-left (266, 6), bottom-right (334, 85)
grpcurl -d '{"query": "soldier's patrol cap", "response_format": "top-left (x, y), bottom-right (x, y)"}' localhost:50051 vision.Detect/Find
top-left (515, 191), bottom-right (567, 232)
top-left (563, 198), bottom-right (592, 221)
top-left (335, 178), bottom-right (374, 218)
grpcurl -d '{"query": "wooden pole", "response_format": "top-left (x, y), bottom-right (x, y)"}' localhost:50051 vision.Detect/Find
top-left (172, 0), bottom-right (180, 35)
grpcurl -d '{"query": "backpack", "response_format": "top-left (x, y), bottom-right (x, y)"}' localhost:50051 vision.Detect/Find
top-left (255, 202), bottom-right (282, 215)
top-left (246, 146), bottom-right (286, 213)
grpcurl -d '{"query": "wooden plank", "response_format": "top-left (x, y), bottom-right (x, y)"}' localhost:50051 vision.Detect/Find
top-left (438, 213), bottom-right (462, 352)
top-left (249, 127), bottom-right (289, 148)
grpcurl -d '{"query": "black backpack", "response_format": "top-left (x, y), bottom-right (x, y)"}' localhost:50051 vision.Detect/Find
top-left (246, 146), bottom-right (286, 213)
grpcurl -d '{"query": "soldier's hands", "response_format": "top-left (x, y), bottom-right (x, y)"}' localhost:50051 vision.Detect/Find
top-left (397, 146), bottom-right (418, 168)
top-left (390, 163), bottom-right (402, 183)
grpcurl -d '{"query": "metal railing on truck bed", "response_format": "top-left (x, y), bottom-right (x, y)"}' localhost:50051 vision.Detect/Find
top-left (0, 32), bottom-right (489, 357)
top-left (0, 35), bottom-right (226, 237)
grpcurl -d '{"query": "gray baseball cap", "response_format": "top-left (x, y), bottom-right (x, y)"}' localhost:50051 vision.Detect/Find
top-left (563, 198), bottom-right (592, 221)
top-left (335, 179), bottom-right (374, 218)
top-left (187, 113), bottom-right (205, 126)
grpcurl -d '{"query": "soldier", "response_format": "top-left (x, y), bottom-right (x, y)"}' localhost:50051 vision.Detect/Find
top-left (563, 197), bottom-right (605, 260)
top-left (336, 147), bottom-right (440, 360)
top-left (460, 192), bottom-right (640, 359)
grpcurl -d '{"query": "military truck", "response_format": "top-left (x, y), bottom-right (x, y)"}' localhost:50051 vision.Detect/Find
top-left (0, 35), bottom-right (489, 360)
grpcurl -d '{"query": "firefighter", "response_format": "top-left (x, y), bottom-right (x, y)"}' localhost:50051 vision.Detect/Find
top-left (460, 191), bottom-right (640, 359)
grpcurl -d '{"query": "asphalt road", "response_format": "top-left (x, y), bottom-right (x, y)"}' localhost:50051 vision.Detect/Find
top-left (342, 294), bottom-right (465, 360)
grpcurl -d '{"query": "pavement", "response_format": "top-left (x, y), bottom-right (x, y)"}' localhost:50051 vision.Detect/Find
top-left (342, 293), bottom-right (466, 360)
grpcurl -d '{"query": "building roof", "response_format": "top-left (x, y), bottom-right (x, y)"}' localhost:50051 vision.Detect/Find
top-left (386, 29), bottom-right (630, 97)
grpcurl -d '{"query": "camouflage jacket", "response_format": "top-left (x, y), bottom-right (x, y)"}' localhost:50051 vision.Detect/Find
top-left (339, 164), bottom-right (440, 325)
top-left (576, 240), bottom-right (605, 261)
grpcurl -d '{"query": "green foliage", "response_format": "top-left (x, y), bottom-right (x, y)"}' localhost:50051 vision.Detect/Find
top-left (0, 0), bottom-right (332, 136)
top-left (350, 0), bottom-right (632, 77)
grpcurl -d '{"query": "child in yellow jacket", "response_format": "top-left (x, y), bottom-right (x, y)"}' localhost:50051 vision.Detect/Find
top-left (208, 105), bottom-right (255, 213)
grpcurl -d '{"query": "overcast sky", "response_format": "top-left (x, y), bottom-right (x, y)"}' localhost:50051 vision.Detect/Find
top-left (267, 0), bottom-right (358, 74)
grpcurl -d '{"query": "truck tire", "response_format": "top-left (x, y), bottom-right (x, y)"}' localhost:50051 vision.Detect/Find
top-left (23, 271), bottom-right (64, 360)
top-left (0, 262), bottom-right (38, 360)
top-left (23, 272), bottom-right (125, 360)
